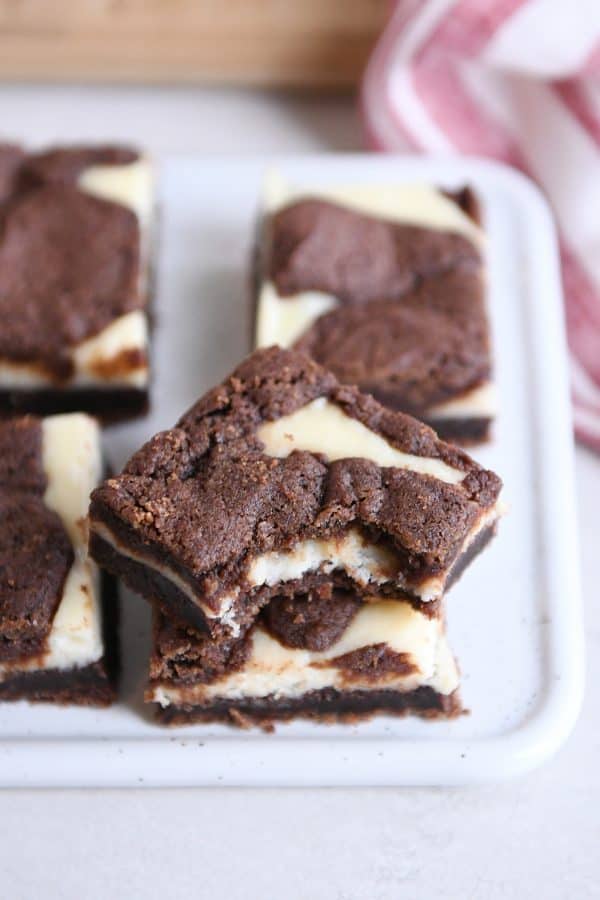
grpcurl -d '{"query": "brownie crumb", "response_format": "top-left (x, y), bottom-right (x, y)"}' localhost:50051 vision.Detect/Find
top-left (262, 587), bottom-right (361, 651)
top-left (324, 643), bottom-right (417, 680)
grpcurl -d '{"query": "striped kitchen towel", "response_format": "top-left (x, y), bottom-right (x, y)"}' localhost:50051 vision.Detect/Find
top-left (361, 0), bottom-right (600, 451)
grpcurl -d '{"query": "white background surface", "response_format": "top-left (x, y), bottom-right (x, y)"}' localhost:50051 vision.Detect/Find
top-left (1, 85), bottom-right (598, 898)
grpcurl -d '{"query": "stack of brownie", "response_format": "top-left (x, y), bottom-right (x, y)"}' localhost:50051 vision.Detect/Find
top-left (89, 346), bottom-right (502, 727)
top-left (0, 142), bottom-right (154, 706)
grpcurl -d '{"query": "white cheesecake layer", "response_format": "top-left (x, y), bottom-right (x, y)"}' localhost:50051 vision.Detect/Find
top-left (150, 599), bottom-right (459, 706)
top-left (237, 499), bottom-right (500, 608)
top-left (0, 414), bottom-right (104, 678)
top-left (256, 284), bottom-right (338, 349)
top-left (70, 310), bottom-right (148, 388)
top-left (256, 397), bottom-right (465, 484)
top-left (426, 382), bottom-right (497, 420)
top-left (263, 173), bottom-right (482, 240)
top-left (247, 530), bottom-right (397, 591)
top-left (78, 157), bottom-right (154, 227)
top-left (0, 311), bottom-right (149, 390)
top-left (256, 174), bottom-right (482, 350)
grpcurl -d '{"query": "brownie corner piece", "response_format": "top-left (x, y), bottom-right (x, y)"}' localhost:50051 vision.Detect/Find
top-left (0, 412), bottom-right (119, 707)
top-left (254, 175), bottom-right (495, 443)
top-left (0, 143), bottom-right (154, 422)
top-left (89, 345), bottom-right (503, 639)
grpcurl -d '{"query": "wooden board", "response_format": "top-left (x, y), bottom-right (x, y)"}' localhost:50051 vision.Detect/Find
top-left (0, 0), bottom-right (388, 88)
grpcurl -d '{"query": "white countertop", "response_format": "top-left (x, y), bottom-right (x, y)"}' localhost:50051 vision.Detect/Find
top-left (1, 85), bottom-right (598, 900)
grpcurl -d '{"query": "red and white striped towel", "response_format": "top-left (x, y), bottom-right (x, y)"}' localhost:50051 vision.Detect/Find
top-left (361, 0), bottom-right (600, 451)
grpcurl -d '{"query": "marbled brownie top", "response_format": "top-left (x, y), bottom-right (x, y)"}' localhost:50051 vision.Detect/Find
top-left (0, 143), bottom-right (142, 378)
top-left (266, 192), bottom-right (490, 413)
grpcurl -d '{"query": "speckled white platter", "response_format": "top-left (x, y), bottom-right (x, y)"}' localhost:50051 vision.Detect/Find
top-left (0, 155), bottom-right (583, 786)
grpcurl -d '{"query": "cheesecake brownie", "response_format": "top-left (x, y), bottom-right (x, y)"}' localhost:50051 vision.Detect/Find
top-left (89, 346), bottom-right (502, 637)
top-left (0, 143), bottom-right (154, 421)
top-left (147, 589), bottom-right (461, 728)
top-left (0, 414), bottom-right (118, 705)
top-left (254, 175), bottom-right (495, 443)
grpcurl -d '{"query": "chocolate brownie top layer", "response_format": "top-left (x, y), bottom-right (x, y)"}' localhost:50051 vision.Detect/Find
top-left (0, 184), bottom-right (141, 377)
top-left (295, 269), bottom-right (489, 412)
top-left (266, 197), bottom-right (489, 411)
top-left (0, 418), bottom-right (73, 659)
top-left (269, 199), bottom-right (481, 304)
top-left (0, 142), bottom-right (144, 377)
top-left (91, 347), bottom-right (501, 606)
top-left (21, 145), bottom-right (139, 189)
top-left (0, 144), bottom-right (25, 204)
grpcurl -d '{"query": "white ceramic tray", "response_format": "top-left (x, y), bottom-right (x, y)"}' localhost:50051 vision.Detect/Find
top-left (0, 155), bottom-right (583, 787)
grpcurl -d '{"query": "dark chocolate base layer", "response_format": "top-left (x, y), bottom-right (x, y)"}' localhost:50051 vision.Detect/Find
top-left (154, 685), bottom-right (463, 729)
top-left (424, 416), bottom-right (491, 445)
top-left (0, 386), bottom-right (149, 424)
top-left (0, 657), bottom-right (114, 705)
top-left (0, 570), bottom-right (119, 706)
top-left (364, 386), bottom-right (492, 446)
top-left (443, 521), bottom-right (496, 592)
